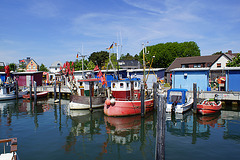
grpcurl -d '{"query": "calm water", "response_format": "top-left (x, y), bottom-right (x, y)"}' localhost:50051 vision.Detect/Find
top-left (0, 98), bottom-right (239, 160)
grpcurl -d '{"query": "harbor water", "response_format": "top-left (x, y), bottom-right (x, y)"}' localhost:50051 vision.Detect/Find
top-left (0, 98), bottom-right (239, 160)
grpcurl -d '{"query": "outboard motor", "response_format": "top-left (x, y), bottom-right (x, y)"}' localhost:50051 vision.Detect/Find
top-left (171, 100), bottom-right (178, 112)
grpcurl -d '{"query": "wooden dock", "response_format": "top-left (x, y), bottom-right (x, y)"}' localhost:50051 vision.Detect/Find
top-left (192, 91), bottom-right (240, 101)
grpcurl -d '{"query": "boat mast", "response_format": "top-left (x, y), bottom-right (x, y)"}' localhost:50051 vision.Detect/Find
top-left (78, 45), bottom-right (87, 79)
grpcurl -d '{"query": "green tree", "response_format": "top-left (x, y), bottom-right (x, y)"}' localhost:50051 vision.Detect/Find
top-left (120, 53), bottom-right (134, 60)
top-left (87, 61), bottom-right (95, 70)
top-left (9, 63), bottom-right (16, 71)
top-left (74, 59), bottom-right (89, 71)
top-left (139, 41), bottom-right (200, 68)
top-left (227, 53), bottom-right (240, 67)
top-left (104, 53), bottom-right (119, 70)
top-left (39, 63), bottom-right (49, 72)
top-left (212, 51), bottom-right (223, 55)
top-left (88, 51), bottom-right (109, 69)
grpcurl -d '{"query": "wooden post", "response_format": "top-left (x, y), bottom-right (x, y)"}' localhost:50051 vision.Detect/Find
top-left (54, 80), bottom-right (57, 101)
top-left (192, 83), bottom-right (197, 114)
top-left (155, 93), bottom-right (166, 160)
top-left (141, 83), bottom-right (145, 117)
top-left (15, 80), bottom-right (18, 100)
top-left (153, 82), bottom-right (157, 110)
top-left (59, 82), bottom-right (61, 103)
top-left (34, 81), bottom-right (37, 101)
top-left (30, 79), bottom-right (32, 100)
top-left (89, 82), bottom-right (93, 113)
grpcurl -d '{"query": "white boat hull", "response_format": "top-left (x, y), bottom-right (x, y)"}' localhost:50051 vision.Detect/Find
top-left (166, 98), bottom-right (193, 113)
top-left (69, 102), bottom-right (104, 110)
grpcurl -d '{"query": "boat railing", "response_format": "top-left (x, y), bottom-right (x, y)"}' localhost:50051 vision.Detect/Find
top-left (0, 138), bottom-right (17, 154)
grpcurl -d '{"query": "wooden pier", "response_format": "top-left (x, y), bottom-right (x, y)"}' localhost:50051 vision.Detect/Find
top-left (195, 91), bottom-right (240, 101)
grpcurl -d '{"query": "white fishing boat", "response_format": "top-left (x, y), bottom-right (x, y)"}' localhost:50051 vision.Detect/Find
top-left (0, 84), bottom-right (28, 101)
top-left (166, 88), bottom-right (193, 113)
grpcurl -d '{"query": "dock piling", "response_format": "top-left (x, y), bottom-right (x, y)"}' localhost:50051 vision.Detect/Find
top-left (89, 82), bottom-right (93, 113)
top-left (153, 82), bottom-right (158, 110)
top-left (193, 83), bottom-right (197, 114)
top-left (16, 80), bottom-right (18, 100)
top-left (141, 83), bottom-right (145, 117)
top-left (54, 80), bottom-right (57, 101)
top-left (59, 82), bottom-right (61, 103)
top-left (155, 93), bottom-right (166, 160)
top-left (30, 79), bottom-right (32, 100)
top-left (34, 81), bottom-right (37, 101)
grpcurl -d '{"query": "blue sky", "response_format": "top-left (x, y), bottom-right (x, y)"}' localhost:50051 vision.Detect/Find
top-left (0, 0), bottom-right (240, 67)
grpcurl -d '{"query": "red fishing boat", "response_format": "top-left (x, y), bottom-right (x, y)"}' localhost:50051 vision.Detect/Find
top-left (22, 91), bottom-right (48, 99)
top-left (104, 78), bottom-right (154, 117)
top-left (197, 99), bottom-right (222, 115)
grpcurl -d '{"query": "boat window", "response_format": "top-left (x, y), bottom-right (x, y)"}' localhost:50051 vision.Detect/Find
top-left (169, 92), bottom-right (182, 103)
top-left (120, 83), bottom-right (124, 88)
top-left (126, 83), bottom-right (129, 88)
top-left (135, 82), bottom-right (137, 87)
top-left (112, 83), bottom-right (116, 88)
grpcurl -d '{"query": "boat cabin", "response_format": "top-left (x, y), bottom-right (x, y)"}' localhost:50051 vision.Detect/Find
top-left (111, 78), bottom-right (141, 101)
top-left (167, 88), bottom-right (188, 105)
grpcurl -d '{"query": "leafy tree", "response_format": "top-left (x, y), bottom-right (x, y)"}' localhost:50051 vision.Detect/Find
top-left (104, 53), bottom-right (119, 70)
top-left (74, 59), bottom-right (89, 71)
top-left (87, 60), bottom-right (95, 70)
top-left (120, 53), bottom-right (134, 60)
top-left (88, 51), bottom-right (109, 69)
top-left (227, 53), bottom-right (240, 67)
top-left (9, 63), bottom-right (16, 71)
top-left (39, 63), bottom-right (49, 72)
top-left (139, 41), bottom-right (200, 68)
top-left (212, 51), bottom-right (223, 55)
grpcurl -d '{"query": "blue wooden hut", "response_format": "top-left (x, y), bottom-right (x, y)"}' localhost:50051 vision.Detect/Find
top-left (225, 67), bottom-right (240, 92)
top-left (171, 68), bottom-right (210, 91)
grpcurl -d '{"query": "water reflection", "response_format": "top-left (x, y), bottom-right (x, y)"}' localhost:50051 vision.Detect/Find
top-left (104, 112), bottom-right (153, 145)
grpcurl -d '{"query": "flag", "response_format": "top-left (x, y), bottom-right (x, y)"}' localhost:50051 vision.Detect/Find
top-left (71, 62), bottom-right (74, 66)
top-left (102, 73), bottom-right (107, 86)
top-left (97, 70), bottom-right (102, 78)
top-left (107, 43), bottom-right (114, 50)
top-left (93, 65), bottom-right (99, 71)
top-left (76, 53), bottom-right (79, 58)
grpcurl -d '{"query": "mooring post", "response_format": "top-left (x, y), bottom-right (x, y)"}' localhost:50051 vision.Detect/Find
top-left (34, 81), bottom-right (37, 101)
top-left (59, 82), bottom-right (61, 103)
top-left (155, 94), bottom-right (166, 160)
top-left (16, 80), bottom-right (18, 100)
top-left (141, 83), bottom-right (145, 117)
top-left (54, 80), bottom-right (57, 101)
top-left (30, 79), bottom-right (32, 100)
top-left (153, 82), bottom-right (158, 110)
top-left (193, 83), bottom-right (197, 114)
top-left (89, 82), bottom-right (93, 113)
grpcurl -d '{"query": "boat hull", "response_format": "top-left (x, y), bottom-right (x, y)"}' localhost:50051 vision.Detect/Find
top-left (69, 95), bottom-right (105, 110)
top-left (197, 100), bottom-right (222, 115)
top-left (0, 90), bottom-right (28, 101)
top-left (166, 99), bottom-right (193, 113)
top-left (104, 99), bottom-right (154, 117)
top-left (22, 91), bottom-right (48, 99)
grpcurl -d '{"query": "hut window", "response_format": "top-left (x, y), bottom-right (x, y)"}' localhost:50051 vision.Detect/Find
top-left (217, 63), bottom-right (221, 68)
top-left (112, 83), bottom-right (116, 88)
top-left (120, 83), bottom-right (124, 88)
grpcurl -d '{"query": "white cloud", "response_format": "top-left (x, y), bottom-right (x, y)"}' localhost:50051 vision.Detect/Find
top-left (28, 0), bottom-right (59, 18)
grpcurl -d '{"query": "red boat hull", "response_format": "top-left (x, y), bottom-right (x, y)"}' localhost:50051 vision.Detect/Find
top-left (23, 91), bottom-right (48, 99)
top-left (197, 100), bottom-right (222, 115)
top-left (104, 99), bottom-right (154, 117)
